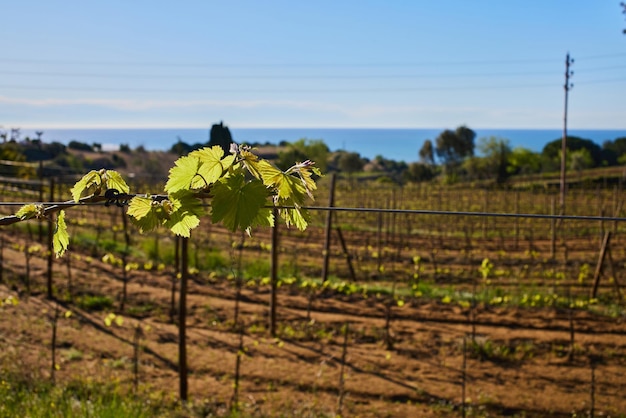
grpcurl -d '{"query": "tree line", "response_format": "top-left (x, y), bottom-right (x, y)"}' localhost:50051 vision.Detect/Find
top-left (3, 123), bottom-right (626, 186)
top-left (274, 126), bottom-right (626, 185)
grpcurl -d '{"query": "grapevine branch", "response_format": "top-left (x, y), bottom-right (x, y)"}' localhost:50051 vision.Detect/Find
top-left (0, 145), bottom-right (321, 257)
top-left (0, 192), bottom-right (167, 226)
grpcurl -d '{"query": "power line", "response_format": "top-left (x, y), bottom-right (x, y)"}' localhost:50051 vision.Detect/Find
top-left (1, 64), bottom-right (624, 83)
top-left (0, 69), bottom-right (563, 80)
top-left (0, 82), bottom-right (573, 94)
top-left (0, 52), bottom-right (622, 71)
top-left (0, 57), bottom-right (561, 68)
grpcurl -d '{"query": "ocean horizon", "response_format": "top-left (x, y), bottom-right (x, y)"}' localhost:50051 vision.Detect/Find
top-left (18, 127), bottom-right (626, 163)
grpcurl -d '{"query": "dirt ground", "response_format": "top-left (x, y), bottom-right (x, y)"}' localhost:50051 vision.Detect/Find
top-left (1, 232), bottom-right (626, 418)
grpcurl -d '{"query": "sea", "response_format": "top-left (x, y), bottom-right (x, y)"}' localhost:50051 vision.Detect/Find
top-left (18, 128), bottom-right (626, 163)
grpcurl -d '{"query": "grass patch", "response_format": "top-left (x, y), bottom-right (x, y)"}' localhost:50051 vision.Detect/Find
top-left (76, 294), bottom-right (114, 311)
top-left (0, 369), bottom-right (174, 418)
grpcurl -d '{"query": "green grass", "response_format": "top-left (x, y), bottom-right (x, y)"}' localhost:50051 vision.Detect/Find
top-left (0, 372), bottom-right (172, 418)
top-left (0, 366), bottom-right (334, 418)
top-left (76, 294), bottom-right (114, 311)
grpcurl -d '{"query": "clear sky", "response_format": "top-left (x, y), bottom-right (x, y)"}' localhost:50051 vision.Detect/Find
top-left (1, 1), bottom-right (625, 130)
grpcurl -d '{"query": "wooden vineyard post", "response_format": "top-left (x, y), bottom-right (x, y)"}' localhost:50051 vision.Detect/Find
top-left (269, 206), bottom-right (279, 337)
top-left (482, 189), bottom-right (488, 239)
top-left (179, 236), bottom-right (189, 402)
top-left (462, 335), bottom-right (467, 418)
top-left (119, 206), bottom-right (131, 312)
top-left (567, 286), bottom-right (575, 362)
top-left (591, 232), bottom-right (611, 299)
top-left (613, 197), bottom-right (622, 236)
top-left (335, 227), bottom-right (357, 282)
top-left (0, 235), bottom-right (3, 284)
top-left (231, 324), bottom-right (244, 411)
top-left (46, 178), bottom-right (55, 300)
top-left (550, 196), bottom-right (556, 260)
top-left (336, 322), bottom-right (349, 416)
top-left (233, 233), bottom-right (245, 325)
top-left (132, 323), bottom-right (142, 394)
top-left (376, 211), bottom-right (383, 279)
top-left (514, 191), bottom-right (520, 250)
top-left (170, 236), bottom-right (180, 323)
top-left (321, 173), bottom-right (336, 284)
top-left (38, 161), bottom-right (44, 242)
top-left (50, 303), bottom-right (59, 384)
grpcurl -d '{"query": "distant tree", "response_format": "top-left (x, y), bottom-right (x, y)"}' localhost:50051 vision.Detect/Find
top-left (419, 139), bottom-right (434, 165)
top-left (169, 137), bottom-right (192, 156)
top-left (435, 125), bottom-right (475, 166)
top-left (276, 138), bottom-right (329, 172)
top-left (569, 148), bottom-right (594, 172)
top-left (507, 147), bottom-right (542, 175)
top-left (602, 137), bottom-right (626, 165)
top-left (621, 2), bottom-right (626, 33)
top-left (208, 121), bottom-right (233, 154)
top-left (404, 162), bottom-right (435, 182)
top-left (68, 140), bottom-right (93, 152)
top-left (338, 151), bottom-right (365, 174)
top-left (119, 143), bottom-right (131, 153)
top-left (461, 156), bottom-right (490, 180)
top-left (10, 128), bottom-right (20, 142)
top-left (478, 136), bottom-right (512, 183)
top-left (542, 136), bottom-right (602, 168)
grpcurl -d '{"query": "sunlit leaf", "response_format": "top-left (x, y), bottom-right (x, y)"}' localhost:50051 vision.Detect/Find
top-left (103, 170), bottom-right (130, 194)
top-left (286, 161), bottom-right (319, 199)
top-left (239, 149), bottom-right (264, 179)
top-left (53, 210), bottom-right (69, 257)
top-left (164, 156), bottom-right (202, 193)
top-left (189, 146), bottom-right (235, 185)
top-left (15, 204), bottom-right (40, 220)
top-left (266, 170), bottom-right (308, 203)
top-left (127, 196), bottom-right (163, 232)
top-left (211, 174), bottom-right (270, 232)
top-left (279, 204), bottom-right (310, 231)
top-left (70, 170), bottom-right (102, 202)
top-left (165, 190), bottom-right (205, 237)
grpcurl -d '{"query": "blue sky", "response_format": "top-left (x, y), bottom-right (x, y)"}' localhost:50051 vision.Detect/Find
top-left (1, 1), bottom-right (625, 130)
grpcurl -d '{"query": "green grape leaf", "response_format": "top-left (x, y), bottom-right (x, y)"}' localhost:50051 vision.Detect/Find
top-left (211, 174), bottom-right (271, 232)
top-left (286, 162), bottom-right (320, 199)
top-left (127, 196), bottom-right (163, 233)
top-left (53, 210), bottom-right (69, 257)
top-left (164, 190), bottom-right (205, 237)
top-left (279, 200), bottom-right (310, 231)
top-left (103, 170), bottom-right (130, 194)
top-left (270, 171), bottom-right (308, 202)
top-left (239, 149), bottom-right (264, 179)
top-left (164, 156), bottom-right (202, 193)
top-left (70, 170), bottom-right (103, 202)
top-left (189, 146), bottom-right (235, 185)
top-left (15, 204), bottom-right (40, 220)
top-left (251, 207), bottom-right (274, 229)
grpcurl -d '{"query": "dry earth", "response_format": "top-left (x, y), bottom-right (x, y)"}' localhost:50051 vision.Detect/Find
top-left (1, 232), bottom-right (626, 417)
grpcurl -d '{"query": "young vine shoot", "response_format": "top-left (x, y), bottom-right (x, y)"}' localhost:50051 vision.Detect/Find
top-left (8, 144), bottom-right (320, 257)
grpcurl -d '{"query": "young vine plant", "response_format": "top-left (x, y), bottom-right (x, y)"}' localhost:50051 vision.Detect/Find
top-left (7, 144), bottom-right (320, 257)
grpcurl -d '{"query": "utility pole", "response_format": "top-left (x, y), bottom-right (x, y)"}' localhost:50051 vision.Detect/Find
top-left (559, 52), bottom-right (574, 213)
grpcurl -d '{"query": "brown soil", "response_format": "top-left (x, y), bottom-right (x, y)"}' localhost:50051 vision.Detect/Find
top-left (1, 231), bottom-right (626, 418)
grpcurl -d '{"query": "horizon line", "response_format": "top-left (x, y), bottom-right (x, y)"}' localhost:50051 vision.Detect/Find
top-left (11, 125), bottom-right (626, 131)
